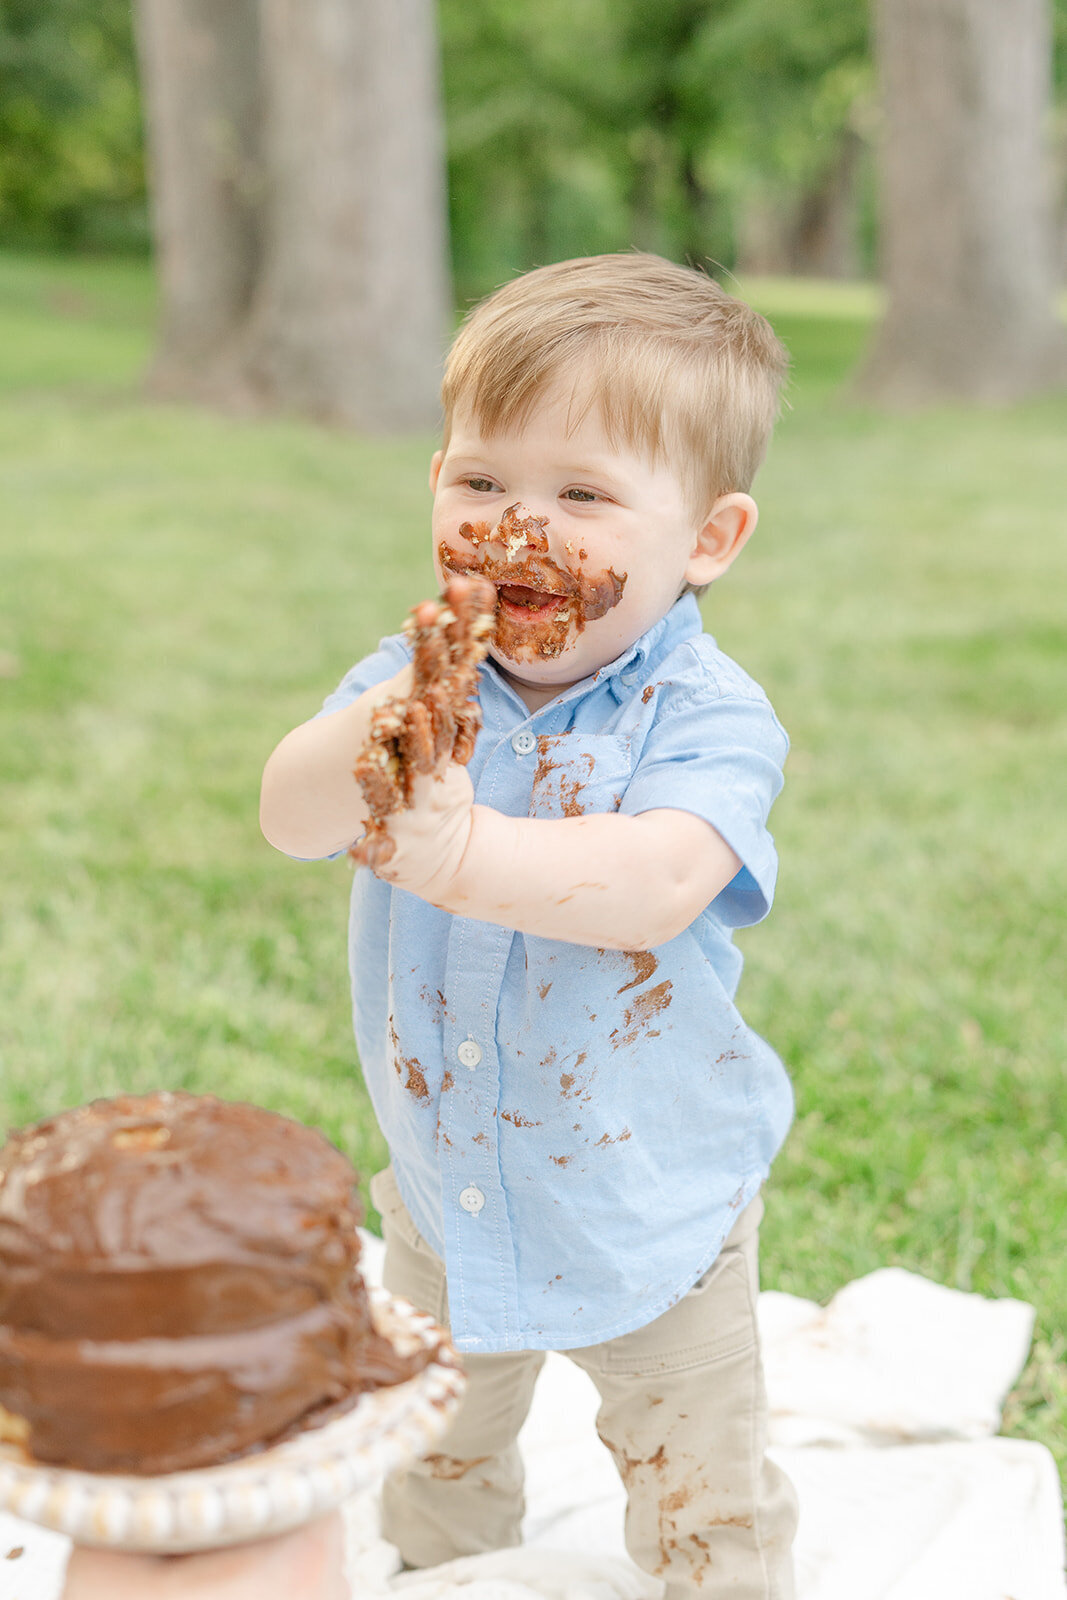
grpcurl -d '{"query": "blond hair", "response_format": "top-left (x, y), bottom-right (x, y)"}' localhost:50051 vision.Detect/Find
top-left (441, 253), bottom-right (789, 520)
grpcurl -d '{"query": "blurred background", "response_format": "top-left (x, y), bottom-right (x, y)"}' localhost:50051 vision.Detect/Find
top-left (0, 0), bottom-right (1065, 1496)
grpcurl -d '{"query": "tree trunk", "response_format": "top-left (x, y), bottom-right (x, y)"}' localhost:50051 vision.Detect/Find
top-left (134, 0), bottom-right (262, 395)
top-left (236, 0), bottom-right (450, 430)
top-left (858, 0), bottom-right (1067, 403)
top-left (791, 131), bottom-right (863, 281)
top-left (734, 193), bottom-right (793, 278)
top-left (678, 148), bottom-right (715, 270)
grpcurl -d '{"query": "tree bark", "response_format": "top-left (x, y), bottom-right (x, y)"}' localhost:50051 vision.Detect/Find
top-left (791, 131), bottom-right (863, 281)
top-left (236, 0), bottom-right (450, 430)
top-left (134, 0), bottom-right (262, 395)
top-left (135, 0), bottom-right (449, 430)
top-left (734, 193), bottom-right (792, 278)
top-left (858, 0), bottom-right (1067, 403)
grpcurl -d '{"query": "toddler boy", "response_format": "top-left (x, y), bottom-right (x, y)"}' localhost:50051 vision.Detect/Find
top-left (261, 253), bottom-right (797, 1598)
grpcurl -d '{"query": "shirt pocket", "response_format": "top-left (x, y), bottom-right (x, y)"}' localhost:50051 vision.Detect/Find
top-left (529, 733), bottom-right (633, 820)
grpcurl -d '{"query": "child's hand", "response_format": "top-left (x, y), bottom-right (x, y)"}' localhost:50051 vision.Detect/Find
top-left (362, 759), bottom-right (476, 898)
top-left (349, 577), bottom-right (494, 875)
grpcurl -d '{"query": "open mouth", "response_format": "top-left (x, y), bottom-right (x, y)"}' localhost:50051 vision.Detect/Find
top-left (496, 584), bottom-right (566, 616)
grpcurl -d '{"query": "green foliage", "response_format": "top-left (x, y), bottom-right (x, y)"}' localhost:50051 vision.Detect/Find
top-left (0, 0), bottom-right (875, 282)
top-left (440, 0), bottom-right (873, 298)
top-left (0, 0), bottom-right (145, 248)
top-left (4, 0), bottom-right (1067, 285)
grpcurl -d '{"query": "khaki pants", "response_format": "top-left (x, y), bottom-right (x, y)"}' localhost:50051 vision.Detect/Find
top-left (370, 1167), bottom-right (797, 1599)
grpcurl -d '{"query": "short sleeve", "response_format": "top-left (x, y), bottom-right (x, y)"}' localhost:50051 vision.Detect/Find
top-left (316, 631), bottom-right (412, 719)
top-left (620, 690), bottom-right (788, 928)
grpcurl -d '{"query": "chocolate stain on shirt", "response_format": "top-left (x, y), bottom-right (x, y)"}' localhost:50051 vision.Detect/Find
top-left (611, 980), bottom-right (674, 1050)
top-left (628, 981), bottom-right (673, 1025)
top-left (533, 735), bottom-right (594, 817)
top-left (558, 1049), bottom-right (591, 1103)
top-left (616, 951), bottom-right (659, 995)
top-left (421, 985), bottom-right (452, 1026)
top-left (501, 1110), bottom-right (542, 1128)
top-left (388, 1016), bottom-right (430, 1103)
top-left (401, 1059), bottom-right (428, 1102)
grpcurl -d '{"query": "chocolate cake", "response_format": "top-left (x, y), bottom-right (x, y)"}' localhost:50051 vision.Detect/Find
top-left (0, 1092), bottom-right (427, 1475)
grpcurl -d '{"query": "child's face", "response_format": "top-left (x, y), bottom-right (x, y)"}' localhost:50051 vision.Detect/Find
top-left (430, 387), bottom-right (755, 710)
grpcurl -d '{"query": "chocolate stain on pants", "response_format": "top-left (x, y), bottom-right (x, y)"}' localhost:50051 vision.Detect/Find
top-left (370, 1164), bottom-right (797, 1598)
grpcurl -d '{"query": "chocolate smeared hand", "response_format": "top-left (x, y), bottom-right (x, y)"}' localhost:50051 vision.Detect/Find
top-left (440, 502), bottom-right (627, 663)
top-left (0, 1093), bottom-right (434, 1475)
top-left (350, 575), bottom-right (496, 870)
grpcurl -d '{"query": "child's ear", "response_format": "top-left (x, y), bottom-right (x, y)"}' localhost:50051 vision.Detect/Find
top-left (429, 450), bottom-right (443, 493)
top-left (686, 493), bottom-right (758, 588)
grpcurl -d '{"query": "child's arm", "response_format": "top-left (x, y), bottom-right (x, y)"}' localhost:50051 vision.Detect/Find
top-left (370, 766), bottom-right (741, 951)
top-left (264, 579), bottom-right (743, 947)
top-left (260, 665), bottom-right (414, 860)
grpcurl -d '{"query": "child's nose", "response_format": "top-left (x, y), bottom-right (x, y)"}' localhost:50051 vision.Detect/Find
top-left (490, 502), bottom-right (552, 558)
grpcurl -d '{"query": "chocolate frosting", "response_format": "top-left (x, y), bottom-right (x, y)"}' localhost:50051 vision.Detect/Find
top-left (0, 1093), bottom-right (429, 1474)
top-left (440, 502), bottom-right (627, 662)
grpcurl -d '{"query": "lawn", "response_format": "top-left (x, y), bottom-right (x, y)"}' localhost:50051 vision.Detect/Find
top-left (1, 251), bottom-right (1065, 1486)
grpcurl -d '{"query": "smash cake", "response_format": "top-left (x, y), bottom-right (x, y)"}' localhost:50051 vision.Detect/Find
top-left (0, 1092), bottom-right (433, 1476)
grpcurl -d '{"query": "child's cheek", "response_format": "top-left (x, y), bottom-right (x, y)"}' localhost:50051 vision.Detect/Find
top-left (431, 532), bottom-right (467, 587)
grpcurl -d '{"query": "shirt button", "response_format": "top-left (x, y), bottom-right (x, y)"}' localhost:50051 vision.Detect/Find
top-left (456, 1039), bottom-right (483, 1069)
top-left (511, 729), bottom-right (537, 755)
top-left (459, 1185), bottom-right (485, 1214)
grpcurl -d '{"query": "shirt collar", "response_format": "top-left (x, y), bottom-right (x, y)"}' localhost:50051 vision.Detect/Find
top-left (481, 594), bottom-right (703, 720)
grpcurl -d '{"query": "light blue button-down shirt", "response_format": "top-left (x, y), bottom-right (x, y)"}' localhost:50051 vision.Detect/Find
top-left (317, 595), bottom-right (792, 1353)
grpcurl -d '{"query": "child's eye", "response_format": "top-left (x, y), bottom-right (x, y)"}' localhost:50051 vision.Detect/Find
top-left (466, 477), bottom-right (500, 493)
top-left (563, 488), bottom-right (598, 502)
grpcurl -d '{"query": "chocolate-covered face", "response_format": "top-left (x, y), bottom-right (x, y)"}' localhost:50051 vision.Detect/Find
top-left (437, 502), bottom-right (626, 667)
top-left (430, 388), bottom-right (714, 710)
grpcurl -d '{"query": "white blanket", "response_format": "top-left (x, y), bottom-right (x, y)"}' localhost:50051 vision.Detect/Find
top-left (3, 1235), bottom-right (1063, 1600)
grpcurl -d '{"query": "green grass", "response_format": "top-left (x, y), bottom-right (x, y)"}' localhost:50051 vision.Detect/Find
top-left (1, 253), bottom-right (1065, 1491)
